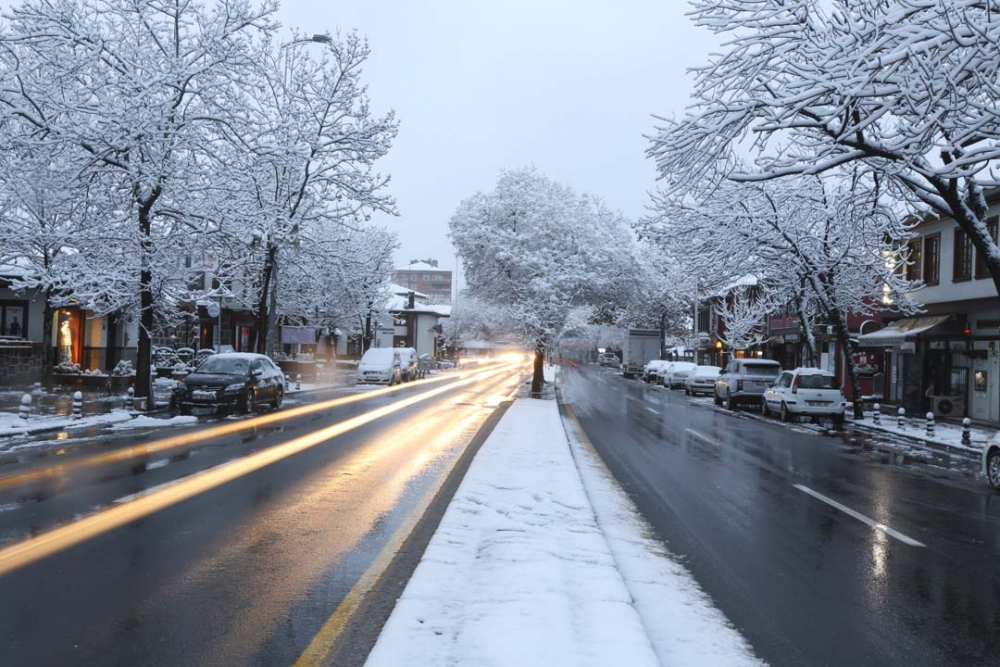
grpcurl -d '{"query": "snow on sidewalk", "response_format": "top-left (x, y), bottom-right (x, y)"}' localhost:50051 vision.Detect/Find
top-left (364, 398), bottom-right (762, 667)
top-left (852, 414), bottom-right (994, 454)
top-left (0, 410), bottom-right (133, 438)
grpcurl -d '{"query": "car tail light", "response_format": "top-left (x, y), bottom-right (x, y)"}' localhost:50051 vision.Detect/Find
top-left (737, 380), bottom-right (743, 391)
top-left (791, 376), bottom-right (799, 394)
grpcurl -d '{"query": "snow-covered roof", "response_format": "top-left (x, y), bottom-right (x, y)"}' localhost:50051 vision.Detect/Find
top-left (387, 282), bottom-right (429, 299)
top-left (398, 261), bottom-right (444, 272)
top-left (712, 274), bottom-right (758, 297)
top-left (0, 258), bottom-right (35, 279)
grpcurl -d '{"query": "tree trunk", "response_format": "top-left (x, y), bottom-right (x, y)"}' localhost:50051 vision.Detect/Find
top-left (831, 308), bottom-right (864, 419)
top-left (795, 295), bottom-right (817, 368)
top-left (659, 310), bottom-right (667, 359)
top-left (41, 288), bottom-right (54, 379)
top-left (530, 340), bottom-right (545, 397)
top-left (254, 243), bottom-right (277, 354)
top-left (363, 305), bottom-right (373, 353)
top-left (134, 192), bottom-right (159, 404)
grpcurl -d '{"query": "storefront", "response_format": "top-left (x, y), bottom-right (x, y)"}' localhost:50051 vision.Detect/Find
top-left (860, 315), bottom-right (973, 418)
top-left (55, 307), bottom-right (84, 366)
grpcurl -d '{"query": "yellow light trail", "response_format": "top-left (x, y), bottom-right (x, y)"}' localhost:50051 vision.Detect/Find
top-left (0, 362), bottom-right (507, 492)
top-left (0, 364), bottom-right (518, 577)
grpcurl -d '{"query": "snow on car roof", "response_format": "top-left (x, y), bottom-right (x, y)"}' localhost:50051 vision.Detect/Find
top-left (793, 367), bottom-right (834, 375)
top-left (210, 352), bottom-right (269, 360)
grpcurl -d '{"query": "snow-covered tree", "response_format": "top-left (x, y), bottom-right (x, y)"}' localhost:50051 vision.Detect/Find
top-left (649, 0), bottom-right (1000, 297)
top-left (449, 167), bottom-right (632, 394)
top-left (223, 30), bottom-right (398, 355)
top-left (0, 0), bottom-right (278, 399)
top-left (642, 176), bottom-right (919, 416)
top-left (713, 283), bottom-right (775, 351)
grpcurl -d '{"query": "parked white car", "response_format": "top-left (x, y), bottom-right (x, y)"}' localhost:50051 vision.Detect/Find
top-left (715, 358), bottom-right (782, 410)
top-left (643, 360), bottom-right (670, 383)
top-left (762, 367), bottom-right (846, 425)
top-left (684, 366), bottom-right (721, 396)
top-left (355, 348), bottom-right (403, 386)
top-left (662, 361), bottom-right (697, 389)
top-left (982, 433), bottom-right (1000, 490)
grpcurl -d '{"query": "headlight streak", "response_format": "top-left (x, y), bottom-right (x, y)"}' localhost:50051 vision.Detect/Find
top-left (0, 364), bottom-right (517, 577)
top-left (0, 361), bottom-right (509, 492)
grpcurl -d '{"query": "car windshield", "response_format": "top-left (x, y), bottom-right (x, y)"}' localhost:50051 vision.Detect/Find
top-left (196, 357), bottom-right (250, 374)
top-left (798, 374), bottom-right (837, 389)
top-left (743, 364), bottom-right (780, 377)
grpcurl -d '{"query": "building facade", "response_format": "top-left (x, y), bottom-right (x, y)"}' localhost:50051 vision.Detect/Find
top-left (860, 197), bottom-right (1000, 423)
top-left (391, 259), bottom-right (453, 302)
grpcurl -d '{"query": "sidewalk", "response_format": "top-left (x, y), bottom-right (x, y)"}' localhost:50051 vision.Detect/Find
top-left (851, 413), bottom-right (995, 455)
top-left (364, 397), bottom-right (762, 667)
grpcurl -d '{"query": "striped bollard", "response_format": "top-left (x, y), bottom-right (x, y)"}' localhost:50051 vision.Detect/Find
top-left (962, 418), bottom-right (972, 446)
top-left (872, 403), bottom-right (881, 425)
top-left (925, 412), bottom-right (935, 438)
top-left (125, 386), bottom-right (135, 414)
top-left (72, 391), bottom-right (83, 420)
top-left (897, 407), bottom-right (906, 429)
top-left (31, 382), bottom-right (43, 397)
top-left (18, 393), bottom-right (31, 421)
top-left (285, 374), bottom-right (290, 392)
top-left (296, 374), bottom-right (302, 391)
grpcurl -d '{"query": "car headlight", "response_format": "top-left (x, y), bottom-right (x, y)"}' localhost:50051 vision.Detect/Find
top-left (225, 383), bottom-right (245, 392)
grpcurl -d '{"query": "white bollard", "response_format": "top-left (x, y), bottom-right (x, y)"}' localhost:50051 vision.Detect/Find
top-left (962, 418), bottom-right (972, 446)
top-left (18, 393), bottom-right (31, 421)
top-left (72, 391), bottom-right (83, 420)
top-left (296, 374), bottom-right (302, 391)
top-left (872, 403), bottom-right (881, 425)
top-left (897, 407), bottom-right (906, 429)
top-left (31, 382), bottom-right (43, 397)
top-left (125, 386), bottom-right (135, 414)
top-left (925, 412), bottom-right (935, 438)
top-left (285, 374), bottom-right (290, 392)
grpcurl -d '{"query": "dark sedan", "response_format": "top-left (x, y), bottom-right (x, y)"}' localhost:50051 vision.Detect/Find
top-left (172, 353), bottom-right (284, 414)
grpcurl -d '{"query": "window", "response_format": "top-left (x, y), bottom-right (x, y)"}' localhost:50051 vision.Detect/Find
top-left (422, 274), bottom-right (430, 281)
top-left (905, 239), bottom-right (922, 281)
top-left (923, 234), bottom-right (940, 285)
top-left (0, 302), bottom-right (28, 338)
top-left (954, 228), bottom-right (973, 282)
top-left (975, 216), bottom-right (999, 279)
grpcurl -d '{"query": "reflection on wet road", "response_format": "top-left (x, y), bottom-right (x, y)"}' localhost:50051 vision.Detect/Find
top-left (563, 364), bottom-right (1000, 667)
top-left (0, 364), bottom-right (523, 667)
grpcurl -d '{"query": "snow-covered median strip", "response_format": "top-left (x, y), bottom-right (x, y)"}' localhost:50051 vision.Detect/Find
top-left (109, 415), bottom-right (198, 430)
top-left (364, 398), bottom-right (762, 667)
top-left (0, 410), bottom-right (133, 438)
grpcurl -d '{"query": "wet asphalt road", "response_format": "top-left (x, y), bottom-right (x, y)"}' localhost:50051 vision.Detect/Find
top-left (562, 364), bottom-right (1000, 667)
top-left (0, 364), bottom-right (522, 667)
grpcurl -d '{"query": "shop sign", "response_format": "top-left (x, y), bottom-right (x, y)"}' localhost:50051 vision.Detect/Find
top-left (901, 341), bottom-right (916, 352)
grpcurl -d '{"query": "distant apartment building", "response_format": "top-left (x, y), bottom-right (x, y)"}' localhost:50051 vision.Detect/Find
top-left (391, 259), bottom-right (453, 301)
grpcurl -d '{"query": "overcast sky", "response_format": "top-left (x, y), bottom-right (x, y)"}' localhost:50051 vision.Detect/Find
top-left (277, 0), bottom-right (716, 276)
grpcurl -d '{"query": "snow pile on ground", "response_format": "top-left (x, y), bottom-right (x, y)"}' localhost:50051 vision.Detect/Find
top-left (109, 415), bottom-right (198, 430)
top-left (365, 399), bottom-right (762, 667)
top-left (853, 415), bottom-right (993, 453)
top-left (0, 410), bottom-right (133, 438)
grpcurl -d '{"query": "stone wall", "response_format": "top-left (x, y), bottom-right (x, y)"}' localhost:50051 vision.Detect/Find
top-left (0, 343), bottom-right (43, 386)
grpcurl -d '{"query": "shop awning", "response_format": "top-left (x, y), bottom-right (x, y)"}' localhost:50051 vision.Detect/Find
top-left (857, 315), bottom-right (953, 347)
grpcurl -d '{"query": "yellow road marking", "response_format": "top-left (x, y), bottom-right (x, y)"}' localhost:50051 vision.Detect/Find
top-left (0, 366), bottom-right (515, 577)
top-left (292, 369), bottom-right (526, 667)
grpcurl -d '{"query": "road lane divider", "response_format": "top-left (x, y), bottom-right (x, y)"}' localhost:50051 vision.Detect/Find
top-left (792, 483), bottom-right (925, 547)
top-left (684, 428), bottom-right (723, 448)
top-left (0, 365), bottom-right (518, 577)
top-left (0, 363), bottom-right (508, 492)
